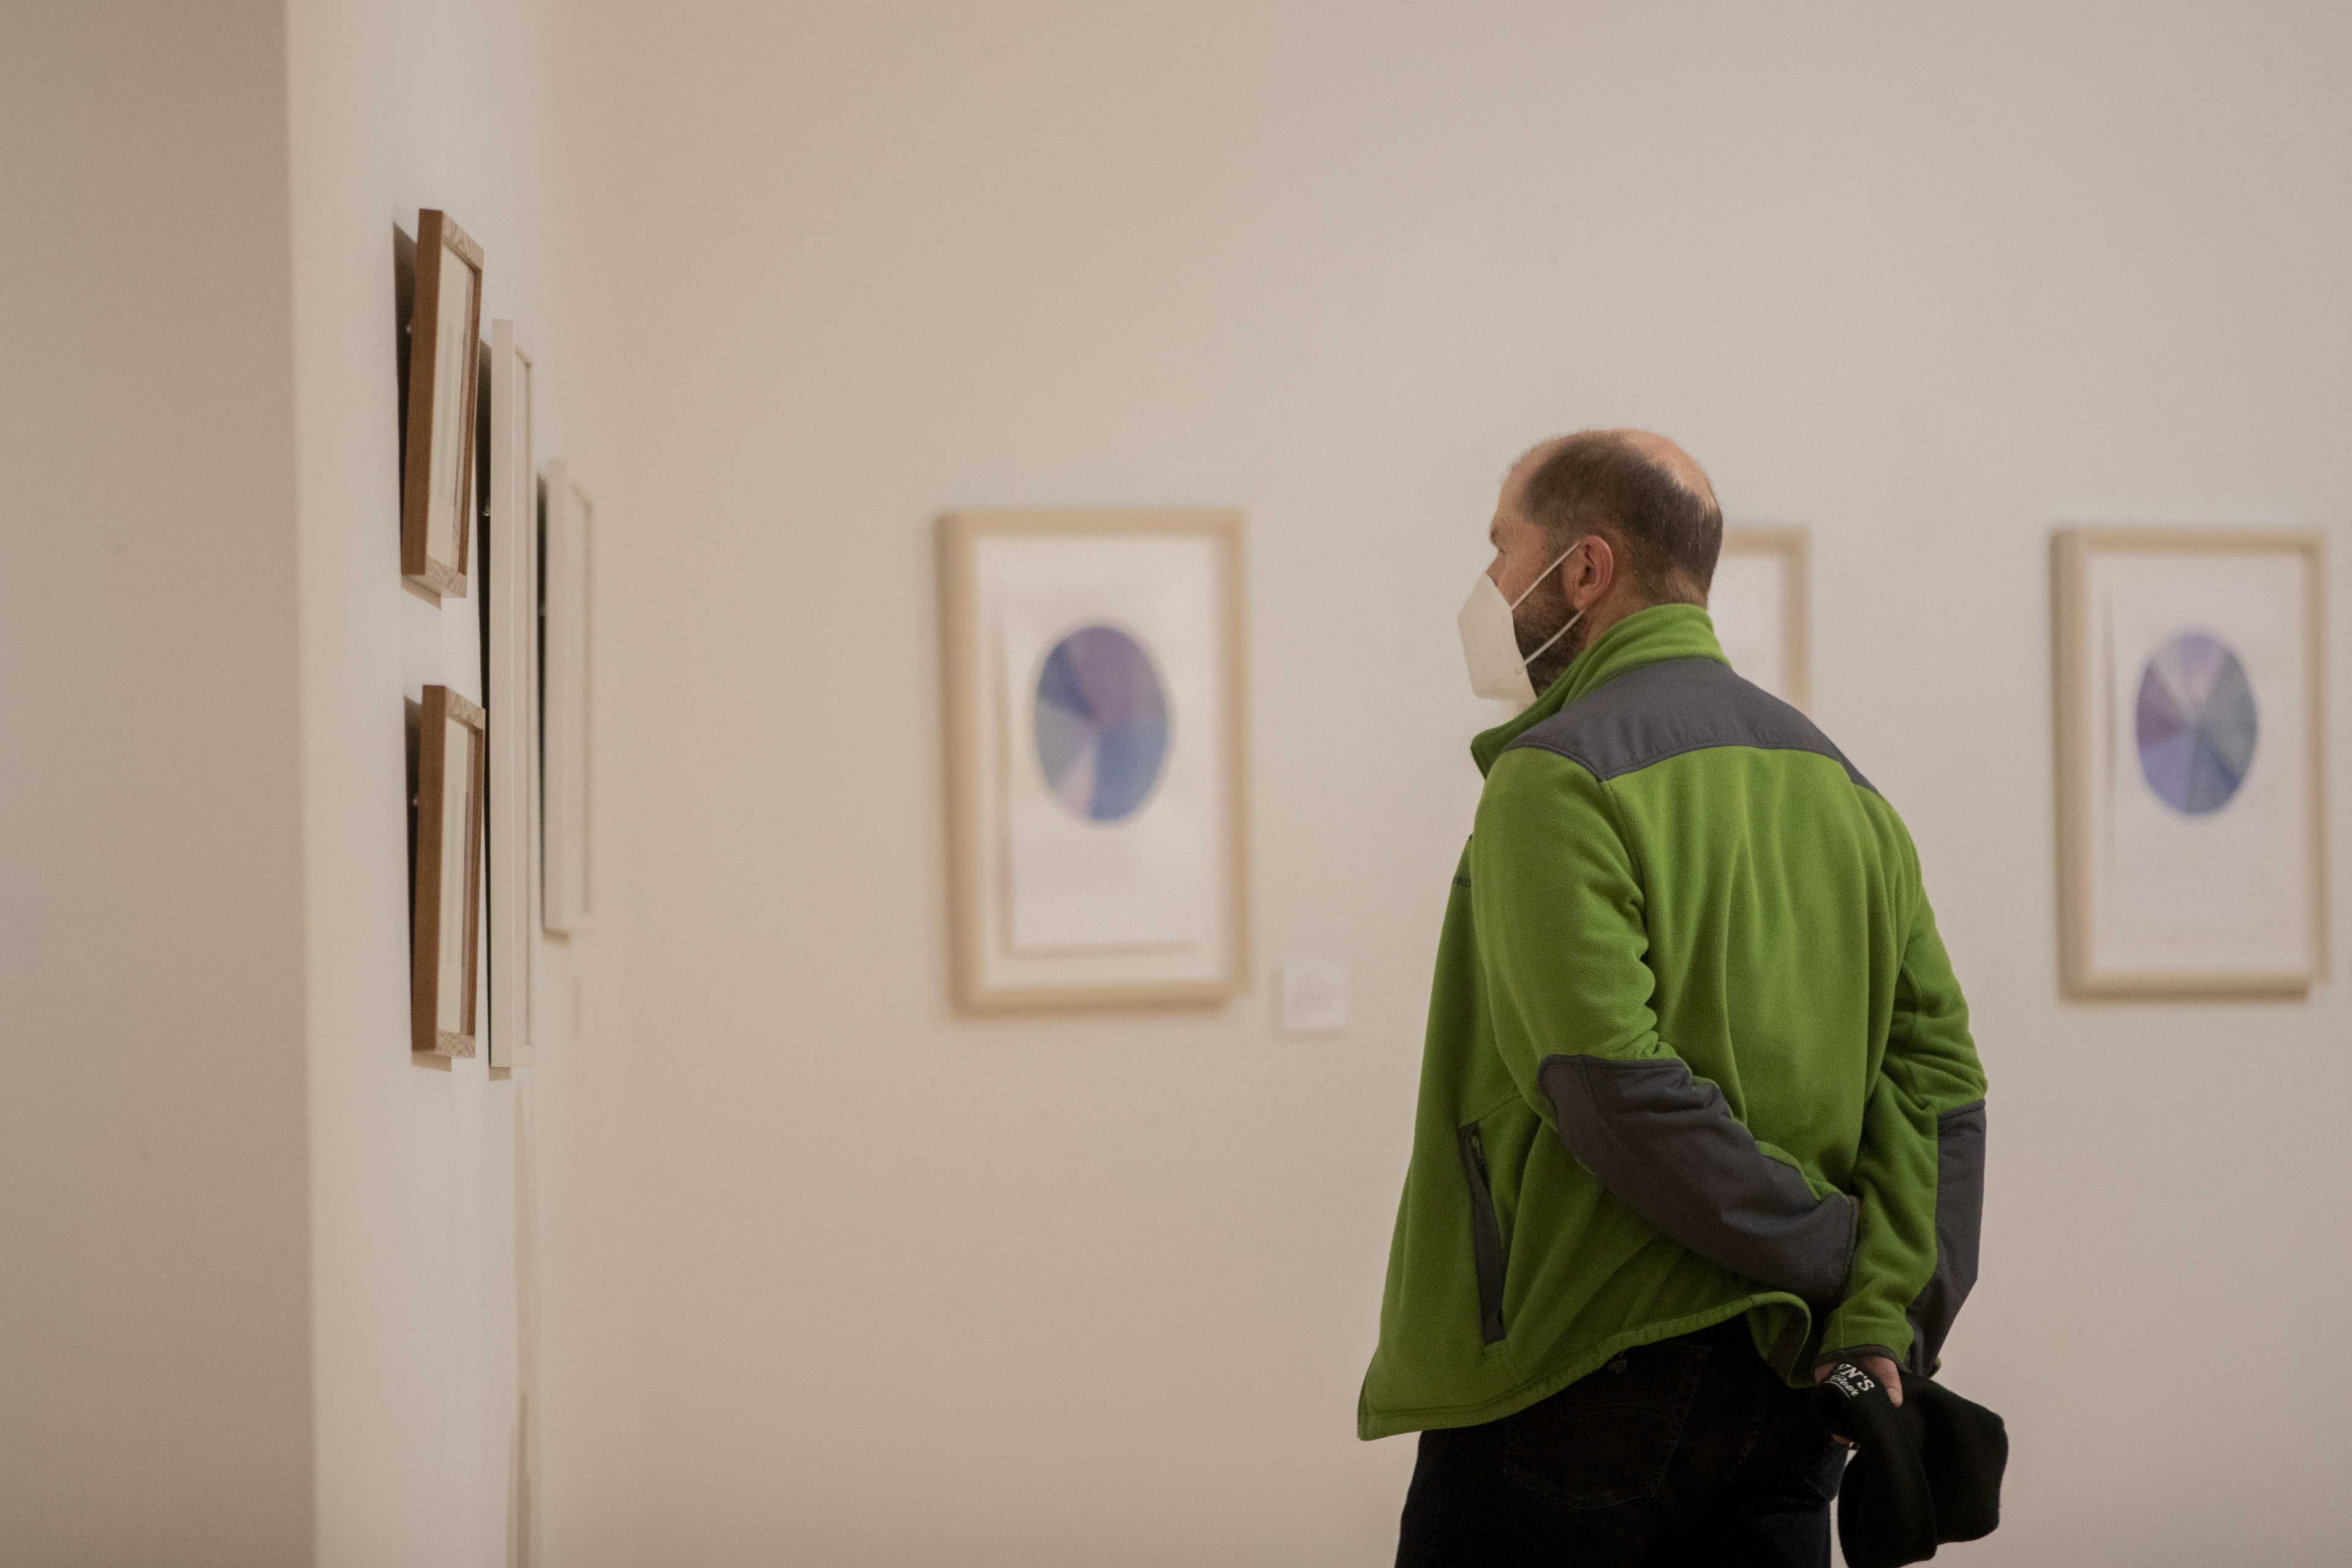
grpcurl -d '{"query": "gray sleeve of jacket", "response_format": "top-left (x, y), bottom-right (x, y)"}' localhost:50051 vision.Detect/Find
top-left (1537, 1054), bottom-right (1857, 1307)
top-left (1902, 1100), bottom-right (1987, 1376)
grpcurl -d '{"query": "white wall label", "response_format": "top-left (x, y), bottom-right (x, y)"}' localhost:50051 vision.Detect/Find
top-left (1278, 962), bottom-right (1350, 1037)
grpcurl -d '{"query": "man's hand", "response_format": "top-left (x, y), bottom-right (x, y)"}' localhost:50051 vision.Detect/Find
top-left (1813, 1354), bottom-right (1902, 1443)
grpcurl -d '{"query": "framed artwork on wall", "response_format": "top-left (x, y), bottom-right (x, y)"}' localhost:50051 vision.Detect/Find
top-left (401, 209), bottom-right (485, 600)
top-left (939, 509), bottom-right (1250, 1012)
top-left (414, 685), bottom-right (488, 1055)
top-left (2054, 527), bottom-right (2329, 998)
top-left (541, 461), bottom-right (592, 937)
top-left (486, 320), bottom-right (540, 1068)
top-left (1711, 526), bottom-right (1810, 711)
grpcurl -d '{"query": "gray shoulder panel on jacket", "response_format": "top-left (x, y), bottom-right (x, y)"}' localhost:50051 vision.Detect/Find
top-left (1504, 658), bottom-right (1874, 790)
top-left (1537, 1054), bottom-right (1858, 1308)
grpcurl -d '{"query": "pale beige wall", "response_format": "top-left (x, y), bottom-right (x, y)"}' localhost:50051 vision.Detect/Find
top-left (284, 0), bottom-right (648, 1562)
top-left (585, 3), bottom-right (2352, 1564)
top-left (10, 4), bottom-right (2352, 1563)
top-left (2, 2), bottom-right (650, 1561)
top-left (0, 2), bottom-right (316, 1562)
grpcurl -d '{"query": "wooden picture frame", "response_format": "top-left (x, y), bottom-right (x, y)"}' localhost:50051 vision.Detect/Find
top-left (1713, 526), bottom-right (1810, 712)
top-left (2054, 527), bottom-right (2329, 998)
top-left (401, 209), bottom-right (486, 599)
top-left (414, 685), bottom-right (488, 1055)
top-left (939, 509), bottom-right (1250, 1012)
top-left (486, 320), bottom-right (540, 1067)
top-left (541, 462), bottom-right (592, 937)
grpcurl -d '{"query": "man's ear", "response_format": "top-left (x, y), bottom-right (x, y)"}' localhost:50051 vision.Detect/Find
top-left (1574, 533), bottom-right (1616, 609)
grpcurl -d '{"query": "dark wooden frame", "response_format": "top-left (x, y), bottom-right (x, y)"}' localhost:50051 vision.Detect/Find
top-left (401, 210), bottom-right (486, 598)
top-left (414, 685), bottom-right (488, 1055)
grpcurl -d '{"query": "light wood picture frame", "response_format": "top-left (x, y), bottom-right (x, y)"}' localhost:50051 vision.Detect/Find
top-left (414, 685), bottom-right (488, 1055)
top-left (2054, 527), bottom-right (2329, 998)
top-left (540, 461), bottom-right (592, 937)
top-left (939, 509), bottom-right (1250, 1013)
top-left (486, 320), bottom-right (540, 1067)
top-left (1712, 526), bottom-right (1810, 712)
top-left (401, 209), bottom-right (486, 599)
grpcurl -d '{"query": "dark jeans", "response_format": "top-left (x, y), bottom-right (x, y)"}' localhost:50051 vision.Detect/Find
top-left (1396, 1317), bottom-right (1846, 1567)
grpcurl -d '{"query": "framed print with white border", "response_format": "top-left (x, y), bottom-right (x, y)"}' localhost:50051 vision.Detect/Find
top-left (939, 510), bottom-right (1250, 1012)
top-left (541, 461), bottom-right (592, 938)
top-left (1712, 526), bottom-right (1810, 711)
top-left (401, 209), bottom-right (485, 599)
top-left (2054, 527), bottom-right (2329, 998)
top-left (486, 320), bottom-right (540, 1066)
top-left (414, 684), bottom-right (487, 1055)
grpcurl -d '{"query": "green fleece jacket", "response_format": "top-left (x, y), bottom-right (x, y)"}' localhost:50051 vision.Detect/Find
top-left (1359, 605), bottom-right (1986, 1441)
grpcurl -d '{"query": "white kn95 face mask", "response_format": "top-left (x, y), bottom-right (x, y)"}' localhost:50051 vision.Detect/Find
top-left (1456, 541), bottom-right (1584, 707)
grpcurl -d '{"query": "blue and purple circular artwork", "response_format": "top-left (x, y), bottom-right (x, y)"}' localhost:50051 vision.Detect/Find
top-left (2135, 631), bottom-right (2258, 816)
top-left (1034, 625), bottom-right (1170, 822)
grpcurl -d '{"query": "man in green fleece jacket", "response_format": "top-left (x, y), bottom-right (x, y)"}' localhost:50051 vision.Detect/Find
top-left (1369, 431), bottom-right (1987, 1567)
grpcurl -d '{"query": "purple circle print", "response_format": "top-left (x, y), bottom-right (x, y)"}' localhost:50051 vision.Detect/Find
top-left (2135, 631), bottom-right (2257, 816)
top-left (1034, 625), bottom-right (1170, 823)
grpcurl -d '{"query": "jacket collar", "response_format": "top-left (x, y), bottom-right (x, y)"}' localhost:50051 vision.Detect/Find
top-left (1469, 603), bottom-right (1730, 777)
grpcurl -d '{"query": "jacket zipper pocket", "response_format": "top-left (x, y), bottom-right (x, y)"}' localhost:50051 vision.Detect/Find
top-left (1456, 1123), bottom-right (1508, 1345)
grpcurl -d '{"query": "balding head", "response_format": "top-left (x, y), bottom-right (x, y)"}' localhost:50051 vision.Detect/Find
top-left (1506, 428), bottom-right (1723, 604)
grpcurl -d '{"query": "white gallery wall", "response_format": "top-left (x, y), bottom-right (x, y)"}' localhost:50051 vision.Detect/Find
top-left (0, 4), bottom-right (316, 1561)
top-left (578, 2), bottom-right (2352, 1565)
top-left (6, 3), bottom-right (2351, 1566)
top-left (12, 1), bottom-right (643, 1564)
top-left (283, 0), bottom-right (647, 1562)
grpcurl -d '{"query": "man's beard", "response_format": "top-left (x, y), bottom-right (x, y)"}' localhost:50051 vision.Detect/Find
top-left (1514, 574), bottom-right (1586, 695)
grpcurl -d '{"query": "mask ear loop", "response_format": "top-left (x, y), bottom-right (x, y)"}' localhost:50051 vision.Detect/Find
top-left (1505, 540), bottom-right (1581, 612)
top-left (1510, 540), bottom-right (1587, 665)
